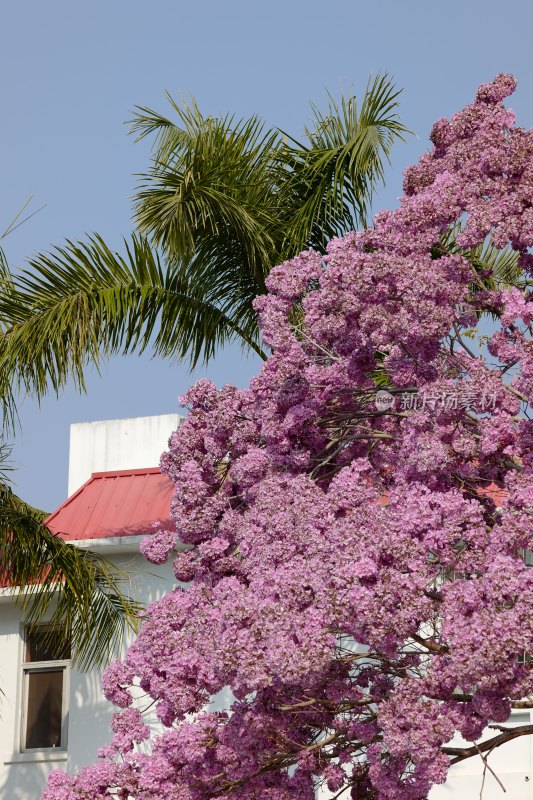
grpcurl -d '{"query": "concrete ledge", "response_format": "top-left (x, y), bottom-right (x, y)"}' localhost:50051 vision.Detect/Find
top-left (4, 751), bottom-right (68, 764)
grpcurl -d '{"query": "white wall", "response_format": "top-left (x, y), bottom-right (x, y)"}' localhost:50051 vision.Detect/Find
top-left (429, 714), bottom-right (532, 799)
top-left (0, 550), bottom-right (178, 800)
top-left (66, 552), bottom-right (177, 775)
top-left (68, 414), bottom-right (182, 495)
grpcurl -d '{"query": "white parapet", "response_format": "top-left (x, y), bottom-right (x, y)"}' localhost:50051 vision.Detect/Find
top-left (67, 413), bottom-right (182, 495)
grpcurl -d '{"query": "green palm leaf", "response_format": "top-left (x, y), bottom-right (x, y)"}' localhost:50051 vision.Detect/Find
top-left (437, 224), bottom-right (529, 307)
top-left (0, 249), bottom-right (19, 433)
top-left (0, 477), bottom-right (141, 671)
top-left (277, 74), bottom-right (410, 253)
top-left (0, 234), bottom-right (266, 400)
top-left (0, 207), bottom-right (142, 671)
top-left (132, 97), bottom-right (282, 287)
top-left (469, 238), bottom-right (524, 288)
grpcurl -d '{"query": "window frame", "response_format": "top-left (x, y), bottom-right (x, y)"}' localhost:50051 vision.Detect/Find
top-left (19, 626), bottom-right (70, 754)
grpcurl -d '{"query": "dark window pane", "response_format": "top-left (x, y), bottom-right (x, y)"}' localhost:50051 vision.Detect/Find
top-left (26, 628), bottom-right (70, 662)
top-left (25, 669), bottom-right (63, 748)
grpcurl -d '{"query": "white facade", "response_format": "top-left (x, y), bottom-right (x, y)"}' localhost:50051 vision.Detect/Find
top-left (1, 415), bottom-right (182, 799)
top-left (68, 413), bottom-right (182, 495)
top-left (0, 546), bottom-right (176, 800)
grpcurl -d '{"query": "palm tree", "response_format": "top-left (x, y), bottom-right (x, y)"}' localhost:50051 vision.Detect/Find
top-left (0, 75), bottom-right (409, 397)
top-left (0, 210), bottom-right (140, 671)
top-left (0, 78), bottom-right (409, 663)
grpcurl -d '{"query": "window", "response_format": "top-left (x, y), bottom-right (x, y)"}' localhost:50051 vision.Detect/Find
top-left (21, 627), bottom-right (70, 751)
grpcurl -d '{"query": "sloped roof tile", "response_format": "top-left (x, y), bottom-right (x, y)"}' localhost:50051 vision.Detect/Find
top-left (45, 467), bottom-right (174, 541)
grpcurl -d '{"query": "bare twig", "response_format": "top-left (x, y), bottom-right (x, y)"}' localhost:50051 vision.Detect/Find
top-left (473, 741), bottom-right (506, 797)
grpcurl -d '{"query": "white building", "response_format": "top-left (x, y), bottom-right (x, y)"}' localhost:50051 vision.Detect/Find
top-left (0, 414), bottom-right (182, 799)
top-left (0, 414), bottom-right (531, 798)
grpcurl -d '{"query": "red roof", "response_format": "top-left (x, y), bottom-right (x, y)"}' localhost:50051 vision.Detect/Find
top-left (475, 482), bottom-right (508, 507)
top-left (45, 467), bottom-right (175, 541)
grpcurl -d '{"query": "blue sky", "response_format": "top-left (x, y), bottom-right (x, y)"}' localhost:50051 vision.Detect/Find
top-left (2, 0), bottom-right (533, 510)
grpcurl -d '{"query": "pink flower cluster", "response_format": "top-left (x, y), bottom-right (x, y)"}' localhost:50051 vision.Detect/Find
top-left (43, 74), bottom-right (533, 800)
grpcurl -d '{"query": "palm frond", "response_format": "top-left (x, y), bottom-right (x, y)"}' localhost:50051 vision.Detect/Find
top-left (0, 210), bottom-right (142, 670)
top-left (469, 239), bottom-right (523, 288)
top-left (0, 247), bottom-right (21, 435)
top-left (0, 246), bottom-right (9, 281)
top-left (0, 196), bottom-right (47, 241)
top-left (0, 480), bottom-right (141, 670)
top-left (0, 80), bottom-right (409, 401)
top-left (277, 74), bottom-right (410, 253)
top-left (438, 224), bottom-right (526, 292)
top-left (0, 234), bottom-right (266, 401)
top-left (131, 98), bottom-right (283, 288)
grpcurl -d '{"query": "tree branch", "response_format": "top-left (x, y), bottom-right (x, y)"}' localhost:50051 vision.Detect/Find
top-left (442, 724), bottom-right (533, 765)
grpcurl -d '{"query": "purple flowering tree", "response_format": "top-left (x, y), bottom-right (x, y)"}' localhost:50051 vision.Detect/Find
top-left (44, 75), bottom-right (533, 800)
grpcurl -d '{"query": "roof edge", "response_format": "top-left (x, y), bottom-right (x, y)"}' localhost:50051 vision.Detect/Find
top-left (69, 534), bottom-right (188, 554)
top-left (91, 467), bottom-right (163, 478)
